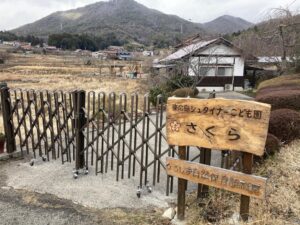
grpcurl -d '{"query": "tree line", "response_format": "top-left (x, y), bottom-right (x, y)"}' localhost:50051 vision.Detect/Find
top-left (0, 31), bottom-right (43, 46)
top-left (48, 33), bottom-right (127, 51)
top-left (0, 31), bottom-right (127, 51)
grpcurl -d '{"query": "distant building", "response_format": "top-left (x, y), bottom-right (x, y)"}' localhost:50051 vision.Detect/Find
top-left (158, 37), bottom-right (255, 92)
top-left (21, 45), bottom-right (32, 51)
top-left (102, 46), bottom-right (133, 60)
top-left (92, 51), bottom-right (107, 60)
top-left (74, 49), bottom-right (92, 57)
top-left (107, 46), bottom-right (125, 52)
top-left (143, 51), bottom-right (154, 57)
top-left (3, 41), bottom-right (20, 47)
top-left (118, 52), bottom-right (132, 60)
top-left (44, 45), bottom-right (57, 51)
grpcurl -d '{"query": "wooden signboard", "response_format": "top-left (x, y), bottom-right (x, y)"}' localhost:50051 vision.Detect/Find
top-left (166, 97), bottom-right (271, 221)
top-left (167, 98), bottom-right (271, 156)
top-left (166, 158), bottom-right (267, 199)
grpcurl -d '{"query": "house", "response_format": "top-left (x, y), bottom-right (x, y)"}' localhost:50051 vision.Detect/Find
top-left (44, 45), bottom-right (57, 51)
top-left (92, 51), bottom-right (107, 60)
top-left (74, 49), bottom-right (92, 57)
top-left (3, 41), bottom-right (20, 47)
top-left (103, 46), bottom-right (132, 60)
top-left (107, 46), bottom-right (125, 52)
top-left (21, 44), bottom-right (32, 51)
top-left (159, 37), bottom-right (254, 92)
top-left (143, 51), bottom-right (154, 57)
top-left (257, 56), bottom-right (294, 71)
top-left (118, 51), bottom-right (132, 60)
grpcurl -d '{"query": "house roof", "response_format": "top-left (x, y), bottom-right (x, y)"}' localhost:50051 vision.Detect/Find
top-left (174, 33), bottom-right (203, 49)
top-left (257, 56), bottom-right (293, 63)
top-left (160, 37), bottom-right (246, 63)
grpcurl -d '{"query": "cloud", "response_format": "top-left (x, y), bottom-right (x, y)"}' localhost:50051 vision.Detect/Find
top-left (0, 0), bottom-right (299, 30)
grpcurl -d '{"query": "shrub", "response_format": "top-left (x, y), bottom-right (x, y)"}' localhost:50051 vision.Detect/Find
top-left (255, 74), bottom-right (277, 89)
top-left (257, 74), bottom-right (300, 91)
top-left (256, 84), bottom-right (300, 98)
top-left (0, 52), bottom-right (9, 64)
top-left (256, 89), bottom-right (300, 111)
top-left (0, 133), bottom-right (5, 141)
top-left (255, 133), bottom-right (281, 163)
top-left (265, 133), bottom-right (281, 156)
top-left (149, 86), bottom-right (168, 106)
top-left (269, 109), bottom-right (300, 144)
top-left (165, 74), bottom-right (194, 92)
top-left (171, 87), bottom-right (199, 98)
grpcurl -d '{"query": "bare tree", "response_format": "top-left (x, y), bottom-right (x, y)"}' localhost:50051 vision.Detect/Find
top-left (233, 6), bottom-right (300, 73)
top-left (264, 7), bottom-right (300, 71)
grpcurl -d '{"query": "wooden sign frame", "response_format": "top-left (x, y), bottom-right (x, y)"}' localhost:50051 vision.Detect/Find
top-left (166, 97), bottom-right (271, 221)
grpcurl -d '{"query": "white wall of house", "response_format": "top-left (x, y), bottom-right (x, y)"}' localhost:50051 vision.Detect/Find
top-left (188, 43), bottom-right (245, 77)
top-left (201, 44), bottom-right (239, 56)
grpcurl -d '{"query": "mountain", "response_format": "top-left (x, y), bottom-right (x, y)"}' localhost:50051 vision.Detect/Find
top-left (12, 0), bottom-right (205, 46)
top-left (203, 15), bottom-right (253, 34)
top-left (12, 0), bottom-right (253, 46)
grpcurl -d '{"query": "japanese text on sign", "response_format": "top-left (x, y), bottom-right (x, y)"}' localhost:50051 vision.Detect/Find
top-left (167, 98), bottom-right (271, 156)
top-left (166, 158), bottom-right (267, 199)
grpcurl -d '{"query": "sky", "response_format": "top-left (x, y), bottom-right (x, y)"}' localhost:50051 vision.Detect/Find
top-left (0, 0), bottom-right (299, 30)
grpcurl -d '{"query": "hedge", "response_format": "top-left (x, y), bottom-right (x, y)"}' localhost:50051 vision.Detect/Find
top-left (256, 89), bottom-right (300, 111)
top-left (171, 88), bottom-right (199, 98)
top-left (269, 109), bottom-right (300, 144)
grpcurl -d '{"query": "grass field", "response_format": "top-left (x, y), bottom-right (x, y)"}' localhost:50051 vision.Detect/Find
top-left (0, 52), bottom-right (152, 134)
top-left (0, 53), bottom-right (150, 94)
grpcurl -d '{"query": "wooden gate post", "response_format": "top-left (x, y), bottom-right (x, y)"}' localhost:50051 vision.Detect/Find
top-left (197, 91), bottom-right (215, 199)
top-left (177, 146), bottom-right (187, 220)
top-left (0, 83), bottom-right (16, 154)
top-left (197, 148), bottom-right (211, 198)
top-left (74, 90), bottom-right (86, 170)
top-left (240, 152), bottom-right (253, 221)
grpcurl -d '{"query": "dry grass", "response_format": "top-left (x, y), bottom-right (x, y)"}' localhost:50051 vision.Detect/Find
top-left (0, 53), bottom-right (149, 94)
top-left (0, 52), bottom-right (150, 134)
top-left (185, 140), bottom-right (300, 225)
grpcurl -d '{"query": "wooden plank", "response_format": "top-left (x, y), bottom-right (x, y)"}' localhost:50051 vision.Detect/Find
top-left (166, 98), bottom-right (271, 156)
top-left (166, 158), bottom-right (267, 199)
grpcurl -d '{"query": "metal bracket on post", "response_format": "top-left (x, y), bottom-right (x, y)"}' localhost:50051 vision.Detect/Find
top-left (0, 83), bottom-right (16, 154)
top-left (73, 90), bottom-right (87, 179)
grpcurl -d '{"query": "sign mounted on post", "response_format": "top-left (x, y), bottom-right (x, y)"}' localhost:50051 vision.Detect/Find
top-left (167, 98), bottom-right (271, 156)
top-left (166, 158), bottom-right (267, 199)
top-left (166, 97), bottom-right (271, 221)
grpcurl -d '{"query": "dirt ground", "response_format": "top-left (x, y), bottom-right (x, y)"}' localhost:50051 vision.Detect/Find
top-left (0, 165), bottom-right (168, 225)
top-left (0, 141), bottom-right (299, 225)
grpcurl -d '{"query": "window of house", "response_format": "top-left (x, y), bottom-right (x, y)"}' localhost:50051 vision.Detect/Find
top-left (200, 67), bottom-right (215, 76)
top-left (217, 67), bottom-right (233, 76)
